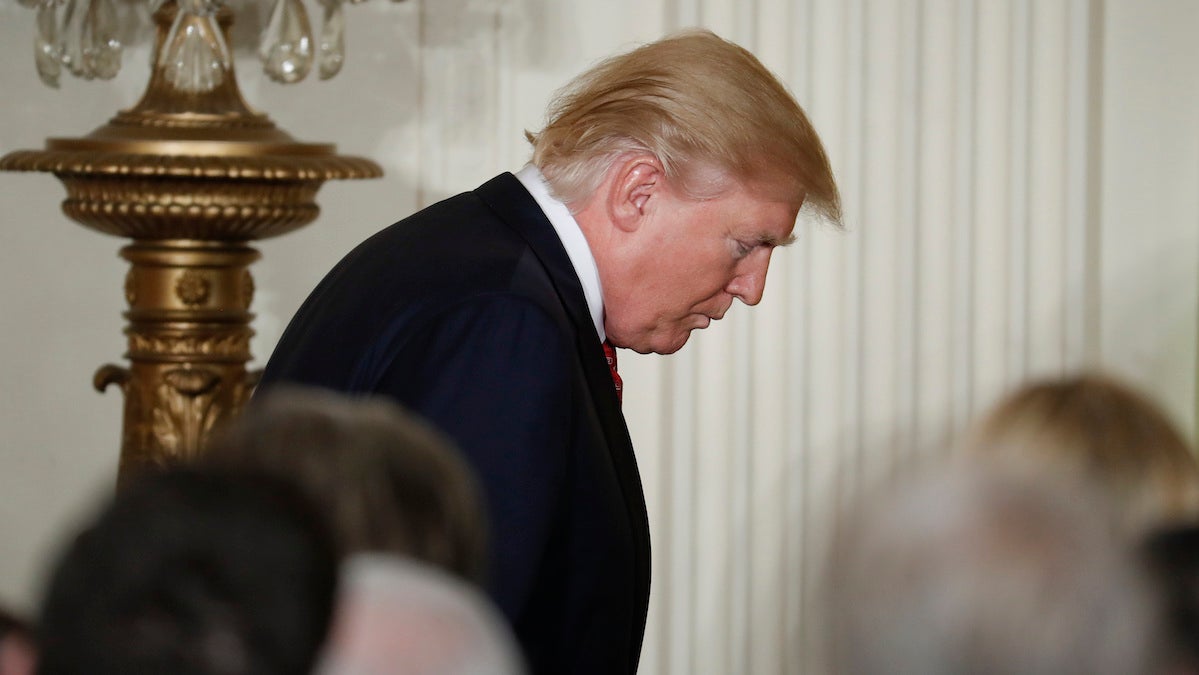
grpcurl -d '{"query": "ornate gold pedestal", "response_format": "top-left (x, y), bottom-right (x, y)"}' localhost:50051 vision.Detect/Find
top-left (0, 4), bottom-right (381, 484)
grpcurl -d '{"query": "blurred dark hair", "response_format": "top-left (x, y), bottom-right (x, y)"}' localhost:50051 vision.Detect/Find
top-left (36, 468), bottom-right (338, 675)
top-left (1141, 524), bottom-right (1199, 669)
top-left (203, 386), bottom-right (487, 583)
top-left (0, 608), bottom-right (32, 642)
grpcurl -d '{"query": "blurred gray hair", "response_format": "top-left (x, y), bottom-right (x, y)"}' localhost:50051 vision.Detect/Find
top-left (825, 459), bottom-right (1166, 675)
top-left (314, 555), bottom-right (525, 675)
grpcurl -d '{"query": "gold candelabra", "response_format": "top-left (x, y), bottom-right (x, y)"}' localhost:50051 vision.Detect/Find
top-left (1, 1), bottom-right (382, 485)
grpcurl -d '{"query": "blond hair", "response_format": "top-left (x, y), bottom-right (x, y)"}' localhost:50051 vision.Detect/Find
top-left (527, 29), bottom-right (841, 221)
top-left (966, 373), bottom-right (1199, 533)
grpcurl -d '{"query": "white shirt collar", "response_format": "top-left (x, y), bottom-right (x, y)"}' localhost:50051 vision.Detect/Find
top-left (514, 164), bottom-right (606, 342)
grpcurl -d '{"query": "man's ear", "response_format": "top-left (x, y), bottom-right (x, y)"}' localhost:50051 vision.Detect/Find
top-left (607, 155), bottom-right (664, 233)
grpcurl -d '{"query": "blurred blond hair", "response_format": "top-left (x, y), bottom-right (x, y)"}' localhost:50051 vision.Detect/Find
top-left (966, 373), bottom-right (1199, 533)
top-left (526, 29), bottom-right (841, 220)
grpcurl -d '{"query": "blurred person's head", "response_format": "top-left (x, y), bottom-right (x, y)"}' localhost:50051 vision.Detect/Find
top-left (826, 459), bottom-right (1166, 675)
top-left (0, 609), bottom-right (35, 675)
top-left (314, 554), bottom-right (525, 675)
top-left (966, 373), bottom-right (1199, 533)
top-left (36, 468), bottom-right (338, 675)
top-left (204, 387), bottom-right (487, 582)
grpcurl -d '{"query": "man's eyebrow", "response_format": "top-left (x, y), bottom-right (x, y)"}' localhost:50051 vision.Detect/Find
top-left (759, 233), bottom-right (797, 247)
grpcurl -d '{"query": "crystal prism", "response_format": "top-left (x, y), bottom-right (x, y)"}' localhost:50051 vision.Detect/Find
top-left (82, 0), bottom-right (121, 80)
top-left (317, 0), bottom-right (344, 80)
top-left (59, 0), bottom-right (89, 78)
top-left (260, 0), bottom-right (314, 84)
top-left (34, 0), bottom-right (62, 88)
top-left (159, 0), bottom-right (231, 93)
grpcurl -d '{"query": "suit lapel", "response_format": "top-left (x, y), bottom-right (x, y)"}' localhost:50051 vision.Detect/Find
top-left (474, 173), bottom-right (652, 654)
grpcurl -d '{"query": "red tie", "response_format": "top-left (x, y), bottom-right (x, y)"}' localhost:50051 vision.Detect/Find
top-left (602, 340), bottom-right (622, 404)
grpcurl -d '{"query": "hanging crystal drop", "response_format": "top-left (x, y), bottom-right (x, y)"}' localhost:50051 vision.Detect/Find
top-left (317, 0), bottom-right (344, 80)
top-left (59, 0), bottom-right (88, 78)
top-left (259, 0), bottom-right (314, 84)
top-left (81, 0), bottom-right (121, 80)
top-left (159, 0), bottom-right (231, 93)
top-left (34, 0), bottom-right (62, 88)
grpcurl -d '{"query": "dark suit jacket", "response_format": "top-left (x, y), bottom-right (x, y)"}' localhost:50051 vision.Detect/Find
top-left (258, 173), bottom-right (651, 674)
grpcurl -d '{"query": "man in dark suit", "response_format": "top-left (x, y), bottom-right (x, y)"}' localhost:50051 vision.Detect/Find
top-left (258, 29), bottom-right (841, 674)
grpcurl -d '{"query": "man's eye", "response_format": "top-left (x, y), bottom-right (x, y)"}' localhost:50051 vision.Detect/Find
top-left (734, 241), bottom-right (754, 257)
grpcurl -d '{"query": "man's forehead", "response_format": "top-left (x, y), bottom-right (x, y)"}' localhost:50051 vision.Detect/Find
top-left (744, 193), bottom-right (803, 247)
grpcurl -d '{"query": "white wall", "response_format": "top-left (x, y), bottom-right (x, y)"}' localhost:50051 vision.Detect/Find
top-left (1, 1), bottom-right (1197, 673)
top-left (1098, 0), bottom-right (1199, 430)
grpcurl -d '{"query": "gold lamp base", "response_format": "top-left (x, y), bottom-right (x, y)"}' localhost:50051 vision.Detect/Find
top-left (0, 3), bottom-right (382, 485)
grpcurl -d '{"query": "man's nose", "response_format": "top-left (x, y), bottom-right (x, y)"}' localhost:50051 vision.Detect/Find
top-left (727, 252), bottom-right (771, 306)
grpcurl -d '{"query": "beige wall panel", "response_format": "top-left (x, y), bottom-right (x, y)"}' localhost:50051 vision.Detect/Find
top-left (1098, 0), bottom-right (1199, 436)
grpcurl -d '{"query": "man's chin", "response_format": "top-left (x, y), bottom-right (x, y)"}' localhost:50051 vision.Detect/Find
top-left (647, 331), bottom-right (693, 355)
top-left (608, 325), bottom-right (695, 355)
top-left (615, 338), bottom-right (686, 356)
